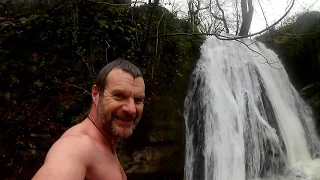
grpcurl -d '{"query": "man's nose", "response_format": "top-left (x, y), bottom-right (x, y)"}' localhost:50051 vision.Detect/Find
top-left (122, 98), bottom-right (136, 116)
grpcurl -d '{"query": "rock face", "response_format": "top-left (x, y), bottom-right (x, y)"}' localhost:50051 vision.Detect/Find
top-left (119, 143), bottom-right (184, 179)
top-left (118, 98), bottom-right (186, 179)
top-left (301, 82), bottom-right (320, 130)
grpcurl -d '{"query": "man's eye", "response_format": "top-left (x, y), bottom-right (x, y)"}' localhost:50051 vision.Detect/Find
top-left (114, 94), bottom-right (123, 99)
top-left (134, 98), bottom-right (144, 104)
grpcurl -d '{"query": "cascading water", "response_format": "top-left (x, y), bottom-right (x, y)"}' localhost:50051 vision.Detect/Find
top-left (184, 36), bottom-right (320, 180)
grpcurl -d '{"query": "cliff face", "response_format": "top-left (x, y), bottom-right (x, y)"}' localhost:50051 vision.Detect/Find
top-left (0, 1), bottom-right (203, 179)
top-left (301, 82), bottom-right (320, 132)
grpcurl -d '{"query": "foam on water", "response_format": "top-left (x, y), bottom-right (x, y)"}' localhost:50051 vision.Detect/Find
top-left (184, 36), bottom-right (320, 180)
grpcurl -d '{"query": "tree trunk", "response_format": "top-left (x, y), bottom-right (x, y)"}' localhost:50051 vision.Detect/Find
top-left (238, 0), bottom-right (253, 36)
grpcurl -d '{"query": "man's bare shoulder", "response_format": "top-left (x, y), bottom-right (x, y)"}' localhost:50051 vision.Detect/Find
top-left (60, 120), bottom-right (89, 137)
top-left (48, 121), bottom-right (98, 159)
top-left (49, 133), bottom-right (94, 156)
top-left (32, 122), bottom-right (97, 180)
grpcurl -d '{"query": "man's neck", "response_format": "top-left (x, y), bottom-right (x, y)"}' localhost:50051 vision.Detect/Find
top-left (87, 115), bottom-right (117, 154)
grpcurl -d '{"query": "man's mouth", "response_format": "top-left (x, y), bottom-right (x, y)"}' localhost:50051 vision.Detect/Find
top-left (114, 115), bottom-right (132, 122)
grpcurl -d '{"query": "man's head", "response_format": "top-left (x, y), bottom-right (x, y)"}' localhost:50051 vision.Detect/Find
top-left (91, 58), bottom-right (145, 139)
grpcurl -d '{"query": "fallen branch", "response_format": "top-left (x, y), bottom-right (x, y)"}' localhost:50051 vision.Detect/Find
top-left (87, 0), bottom-right (149, 6)
top-left (53, 77), bottom-right (91, 95)
top-left (156, 9), bottom-right (165, 57)
top-left (105, 40), bottom-right (110, 63)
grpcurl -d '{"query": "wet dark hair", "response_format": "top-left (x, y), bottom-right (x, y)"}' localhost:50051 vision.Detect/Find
top-left (96, 58), bottom-right (143, 95)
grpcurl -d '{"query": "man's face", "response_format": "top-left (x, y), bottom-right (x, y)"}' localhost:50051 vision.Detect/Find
top-left (96, 69), bottom-right (145, 139)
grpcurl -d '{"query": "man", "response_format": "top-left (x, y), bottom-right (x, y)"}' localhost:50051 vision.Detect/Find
top-left (32, 58), bottom-right (145, 180)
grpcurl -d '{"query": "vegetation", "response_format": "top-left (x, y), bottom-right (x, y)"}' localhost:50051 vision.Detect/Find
top-left (0, 1), bottom-right (203, 179)
top-left (257, 11), bottom-right (320, 89)
top-left (1, 0), bottom-right (319, 179)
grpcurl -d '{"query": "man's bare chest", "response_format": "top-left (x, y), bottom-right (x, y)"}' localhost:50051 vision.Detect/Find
top-left (86, 154), bottom-right (127, 180)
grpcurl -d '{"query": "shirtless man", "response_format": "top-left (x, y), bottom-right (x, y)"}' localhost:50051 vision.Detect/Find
top-left (32, 58), bottom-right (145, 180)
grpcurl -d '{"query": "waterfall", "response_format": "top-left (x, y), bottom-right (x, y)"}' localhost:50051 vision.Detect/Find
top-left (184, 36), bottom-right (320, 180)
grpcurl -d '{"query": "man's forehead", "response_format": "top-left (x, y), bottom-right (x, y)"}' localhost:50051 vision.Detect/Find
top-left (106, 69), bottom-right (144, 87)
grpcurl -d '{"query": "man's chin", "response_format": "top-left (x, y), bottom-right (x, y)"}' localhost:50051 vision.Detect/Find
top-left (112, 125), bottom-right (134, 139)
top-left (115, 131), bottom-right (133, 139)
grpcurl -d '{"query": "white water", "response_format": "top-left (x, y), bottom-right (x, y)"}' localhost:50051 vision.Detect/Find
top-left (184, 36), bottom-right (320, 180)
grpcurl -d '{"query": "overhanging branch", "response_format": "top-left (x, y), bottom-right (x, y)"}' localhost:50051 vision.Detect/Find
top-left (235, 40), bottom-right (281, 70)
top-left (87, 0), bottom-right (149, 6)
top-left (151, 0), bottom-right (295, 40)
top-left (53, 77), bottom-right (91, 95)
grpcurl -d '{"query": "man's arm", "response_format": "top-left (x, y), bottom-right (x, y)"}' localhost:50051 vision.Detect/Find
top-left (32, 135), bottom-right (92, 180)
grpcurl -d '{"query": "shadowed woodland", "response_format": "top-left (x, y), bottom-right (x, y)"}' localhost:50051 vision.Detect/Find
top-left (0, 0), bottom-right (320, 179)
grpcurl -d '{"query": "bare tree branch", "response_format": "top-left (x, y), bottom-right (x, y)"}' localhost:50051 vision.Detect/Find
top-left (257, 0), bottom-right (269, 27)
top-left (169, 0), bottom-right (184, 16)
top-left (87, 0), bottom-right (149, 6)
top-left (143, 0), bottom-right (159, 52)
top-left (215, 0), bottom-right (229, 33)
top-left (156, 9), bottom-right (165, 57)
top-left (105, 40), bottom-right (110, 63)
top-left (235, 39), bottom-right (282, 70)
top-left (152, 0), bottom-right (295, 40)
top-left (130, 1), bottom-right (142, 51)
top-left (90, 46), bottom-right (95, 74)
top-left (53, 77), bottom-right (91, 95)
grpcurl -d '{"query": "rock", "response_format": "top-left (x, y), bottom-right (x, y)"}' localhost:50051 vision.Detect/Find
top-left (301, 82), bottom-right (320, 99)
top-left (301, 81), bottom-right (320, 129)
top-left (119, 143), bottom-right (184, 179)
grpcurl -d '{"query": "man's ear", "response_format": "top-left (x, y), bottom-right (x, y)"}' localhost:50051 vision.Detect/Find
top-left (92, 85), bottom-right (99, 106)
